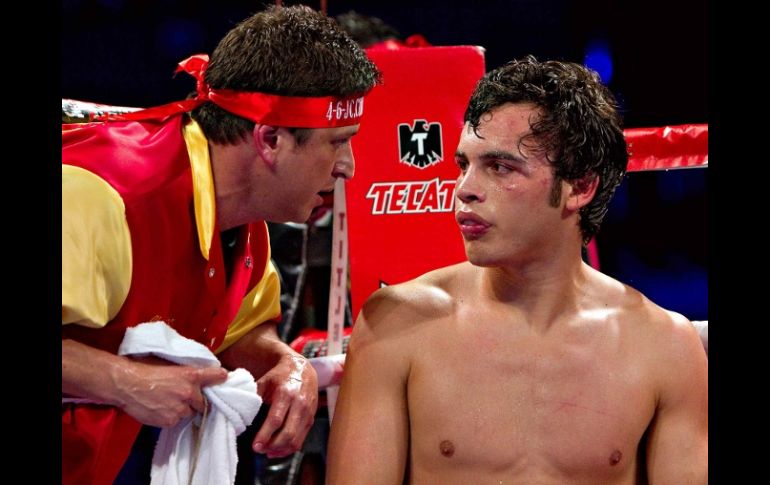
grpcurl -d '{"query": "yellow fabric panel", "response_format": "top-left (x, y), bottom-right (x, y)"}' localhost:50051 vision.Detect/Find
top-left (182, 119), bottom-right (216, 261)
top-left (216, 256), bottom-right (283, 354)
top-left (62, 165), bottom-right (132, 327)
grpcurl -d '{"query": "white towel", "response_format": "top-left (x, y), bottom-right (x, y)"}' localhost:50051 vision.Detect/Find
top-left (118, 322), bottom-right (262, 485)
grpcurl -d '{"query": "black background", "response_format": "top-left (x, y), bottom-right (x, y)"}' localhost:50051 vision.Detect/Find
top-left (62, 0), bottom-right (707, 129)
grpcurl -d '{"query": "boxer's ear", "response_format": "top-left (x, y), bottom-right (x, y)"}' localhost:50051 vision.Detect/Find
top-left (565, 173), bottom-right (599, 211)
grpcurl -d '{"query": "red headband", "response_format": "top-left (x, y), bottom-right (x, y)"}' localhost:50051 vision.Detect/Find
top-left (99, 54), bottom-right (366, 128)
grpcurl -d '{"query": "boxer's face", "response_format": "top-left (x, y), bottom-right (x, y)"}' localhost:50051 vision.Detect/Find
top-left (454, 102), bottom-right (569, 267)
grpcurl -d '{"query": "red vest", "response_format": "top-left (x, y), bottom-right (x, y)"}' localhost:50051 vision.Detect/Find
top-left (62, 115), bottom-right (271, 484)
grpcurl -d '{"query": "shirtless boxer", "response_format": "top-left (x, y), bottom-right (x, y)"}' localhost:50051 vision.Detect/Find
top-left (327, 56), bottom-right (707, 484)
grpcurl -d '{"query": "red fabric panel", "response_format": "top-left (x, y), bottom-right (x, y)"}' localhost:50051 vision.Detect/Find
top-left (62, 405), bottom-right (141, 485)
top-left (347, 46), bottom-right (485, 319)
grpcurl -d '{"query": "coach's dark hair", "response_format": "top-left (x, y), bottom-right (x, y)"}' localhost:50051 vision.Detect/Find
top-left (191, 5), bottom-right (380, 145)
top-left (464, 55), bottom-right (628, 244)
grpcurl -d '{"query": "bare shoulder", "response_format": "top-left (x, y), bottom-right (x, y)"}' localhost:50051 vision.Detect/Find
top-left (590, 269), bottom-right (705, 360)
top-left (355, 263), bottom-right (467, 340)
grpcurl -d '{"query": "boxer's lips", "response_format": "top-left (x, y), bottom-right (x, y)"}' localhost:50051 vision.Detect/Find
top-left (456, 212), bottom-right (491, 237)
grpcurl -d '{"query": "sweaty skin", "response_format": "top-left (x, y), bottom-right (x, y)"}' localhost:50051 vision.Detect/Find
top-left (328, 263), bottom-right (707, 484)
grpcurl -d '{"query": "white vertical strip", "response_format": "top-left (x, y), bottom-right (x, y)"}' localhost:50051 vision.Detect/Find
top-left (325, 177), bottom-right (348, 423)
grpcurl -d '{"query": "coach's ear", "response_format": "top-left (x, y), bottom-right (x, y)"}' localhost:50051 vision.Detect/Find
top-left (252, 124), bottom-right (280, 169)
top-left (565, 173), bottom-right (599, 211)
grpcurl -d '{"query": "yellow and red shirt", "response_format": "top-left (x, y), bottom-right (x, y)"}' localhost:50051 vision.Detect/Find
top-left (61, 115), bottom-right (281, 484)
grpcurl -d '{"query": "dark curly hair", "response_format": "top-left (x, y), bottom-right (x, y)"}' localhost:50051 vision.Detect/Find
top-left (464, 55), bottom-right (628, 244)
top-left (191, 5), bottom-right (381, 145)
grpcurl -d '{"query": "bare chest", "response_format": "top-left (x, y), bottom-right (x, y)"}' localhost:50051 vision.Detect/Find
top-left (407, 321), bottom-right (655, 481)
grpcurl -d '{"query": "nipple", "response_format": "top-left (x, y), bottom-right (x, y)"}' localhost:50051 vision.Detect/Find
top-left (609, 449), bottom-right (622, 466)
top-left (439, 440), bottom-right (455, 457)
